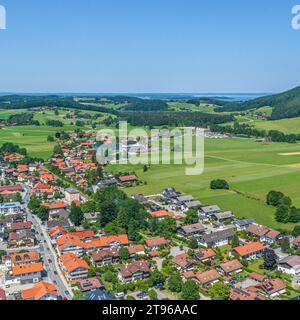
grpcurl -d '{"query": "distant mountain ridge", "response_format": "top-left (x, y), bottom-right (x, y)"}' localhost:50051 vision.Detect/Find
top-left (214, 86), bottom-right (300, 120)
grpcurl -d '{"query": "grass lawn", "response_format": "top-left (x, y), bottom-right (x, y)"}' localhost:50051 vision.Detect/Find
top-left (0, 124), bottom-right (92, 159)
top-left (247, 259), bottom-right (264, 274)
top-left (109, 138), bottom-right (300, 231)
top-left (0, 107), bottom-right (111, 159)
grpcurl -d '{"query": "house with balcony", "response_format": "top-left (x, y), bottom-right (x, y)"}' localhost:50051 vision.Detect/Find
top-left (232, 242), bottom-right (267, 260)
top-left (59, 253), bottom-right (89, 282)
top-left (278, 255), bottom-right (300, 275)
top-left (118, 260), bottom-right (150, 283)
top-left (89, 248), bottom-right (120, 267)
top-left (10, 262), bottom-right (43, 285)
top-left (218, 259), bottom-right (243, 276)
top-left (0, 202), bottom-right (22, 216)
top-left (198, 228), bottom-right (234, 247)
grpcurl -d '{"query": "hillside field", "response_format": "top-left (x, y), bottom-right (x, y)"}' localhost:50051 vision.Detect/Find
top-left (0, 109), bottom-right (112, 158)
top-left (253, 117), bottom-right (300, 134)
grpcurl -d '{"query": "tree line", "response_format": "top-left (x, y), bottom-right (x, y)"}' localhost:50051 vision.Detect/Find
top-left (121, 111), bottom-right (233, 127)
top-left (210, 122), bottom-right (299, 143)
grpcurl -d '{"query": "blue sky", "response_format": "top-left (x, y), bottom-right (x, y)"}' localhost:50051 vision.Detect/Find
top-left (0, 0), bottom-right (299, 93)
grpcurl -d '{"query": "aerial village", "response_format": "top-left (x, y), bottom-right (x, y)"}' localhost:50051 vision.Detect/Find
top-left (0, 129), bottom-right (300, 301)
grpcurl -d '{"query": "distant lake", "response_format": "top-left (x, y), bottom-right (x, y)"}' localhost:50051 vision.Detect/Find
top-left (0, 92), bottom-right (269, 102)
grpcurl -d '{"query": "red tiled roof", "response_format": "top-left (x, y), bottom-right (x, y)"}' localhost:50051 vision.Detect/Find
top-left (292, 236), bottom-right (300, 245)
top-left (195, 248), bottom-right (216, 261)
top-left (12, 262), bottom-right (43, 276)
top-left (250, 272), bottom-right (266, 283)
top-left (230, 287), bottom-right (267, 301)
top-left (145, 237), bottom-right (168, 247)
top-left (119, 260), bottom-right (150, 278)
top-left (128, 245), bottom-right (145, 255)
top-left (9, 251), bottom-right (40, 265)
top-left (11, 221), bottom-right (32, 231)
top-left (172, 253), bottom-right (192, 268)
top-left (60, 253), bottom-right (89, 273)
top-left (22, 281), bottom-right (58, 300)
top-left (119, 175), bottom-right (138, 183)
top-left (49, 226), bottom-right (67, 237)
top-left (150, 210), bottom-right (174, 219)
top-left (260, 278), bottom-right (286, 295)
top-left (41, 201), bottom-right (68, 210)
top-left (0, 185), bottom-right (23, 192)
top-left (233, 242), bottom-right (266, 257)
top-left (220, 259), bottom-right (243, 273)
top-left (77, 277), bottom-right (103, 292)
top-left (57, 233), bottom-right (128, 250)
top-left (195, 269), bottom-right (220, 285)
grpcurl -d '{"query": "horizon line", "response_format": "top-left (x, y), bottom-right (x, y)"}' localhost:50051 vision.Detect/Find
top-left (0, 92), bottom-right (271, 95)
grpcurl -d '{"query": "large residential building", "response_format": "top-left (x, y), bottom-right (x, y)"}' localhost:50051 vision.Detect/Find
top-left (145, 237), bottom-right (168, 250)
top-left (11, 262), bottom-right (44, 284)
top-left (247, 224), bottom-right (281, 244)
top-left (218, 259), bottom-right (243, 276)
top-left (56, 233), bottom-right (129, 256)
top-left (194, 249), bottom-right (216, 264)
top-left (21, 281), bottom-right (59, 300)
top-left (172, 253), bottom-right (194, 272)
top-left (199, 205), bottom-right (221, 217)
top-left (4, 251), bottom-right (40, 269)
top-left (230, 287), bottom-right (266, 301)
top-left (0, 185), bottom-right (23, 197)
top-left (177, 223), bottom-right (206, 238)
top-left (195, 269), bottom-right (220, 286)
top-left (278, 255), bottom-right (300, 275)
top-left (90, 248), bottom-right (120, 267)
top-left (232, 242), bottom-right (267, 260)
top-left (59, 253), bottom-right (90, 281)
top-left (0, 202), bottom-right (22, 216)
top-left (258, 278), bottom-right (286, 298)
top-left (118, 260), bottom-right (150, 283)
top-left (78, 277), bottom-right (104, 293)
top-left (150, 210), bottom-right (174, 221)
top-left (65, 188), bottom-right (81, 204)
top-left (198, 228), bottom-right (234, 247)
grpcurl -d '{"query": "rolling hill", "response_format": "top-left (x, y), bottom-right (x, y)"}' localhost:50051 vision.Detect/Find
top-left (214, 85), bottom-right (300, 120)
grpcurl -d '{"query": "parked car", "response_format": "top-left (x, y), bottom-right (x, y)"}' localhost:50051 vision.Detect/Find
top-left (137, 291), bottom-right (149, 299)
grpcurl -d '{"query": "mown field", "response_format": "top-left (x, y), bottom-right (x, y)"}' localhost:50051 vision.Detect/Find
top-left (0, 109), bottom-right (110, 158)
top-left (167, 102), bottom-right (218, 113)
top-left (253, 117), bottom-right (300, 134)
top-left (109, 138), bottom-right (300, 231)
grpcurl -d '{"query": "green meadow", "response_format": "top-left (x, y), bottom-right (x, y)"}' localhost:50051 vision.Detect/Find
top-left (253, 117), bottom-right (300, 134)
top-left (0, 125), bottom-right (59, 159)
top-left (109, 138), bottom-right (300, 231)
top-left (0, 109), bottom-right (110, 158)
top-left (168, 102), bottom-right (218, 113)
